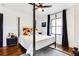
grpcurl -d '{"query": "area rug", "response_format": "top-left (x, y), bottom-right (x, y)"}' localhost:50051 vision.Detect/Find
top-left (21, 47), bottom-right (69, 56)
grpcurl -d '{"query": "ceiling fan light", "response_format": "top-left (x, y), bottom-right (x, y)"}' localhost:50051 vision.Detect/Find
top-left (37, 7), bottom-right (43, 11)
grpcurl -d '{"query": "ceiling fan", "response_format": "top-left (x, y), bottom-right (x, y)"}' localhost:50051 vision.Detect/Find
top-left (29, 3), bottom-right (52, 12)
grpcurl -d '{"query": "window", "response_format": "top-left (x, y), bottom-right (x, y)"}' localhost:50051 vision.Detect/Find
top-left (51, 27), bottom-right (55, 34)
top-left (50, 12), bottom-right (63, 45)
top-left (56, 18), bottom-right (62, 26)
top-left (51, 18), bottom-right (62, 35)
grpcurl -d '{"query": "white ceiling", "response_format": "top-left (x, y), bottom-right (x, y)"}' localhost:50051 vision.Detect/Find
top-left (0, 3), bottom-right (76, 15)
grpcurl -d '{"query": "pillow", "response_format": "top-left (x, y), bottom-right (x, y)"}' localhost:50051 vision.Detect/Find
top-left (23, 28), bottom-right (31, 36)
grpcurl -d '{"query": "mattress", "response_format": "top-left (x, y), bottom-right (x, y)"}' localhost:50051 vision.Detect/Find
top-left (19, 34), bottom-right (55, 56)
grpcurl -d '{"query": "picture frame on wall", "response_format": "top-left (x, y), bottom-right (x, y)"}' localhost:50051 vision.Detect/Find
top-left (42, 22), bottom-right (46, 27)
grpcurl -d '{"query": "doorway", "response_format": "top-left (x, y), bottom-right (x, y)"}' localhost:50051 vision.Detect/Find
top-left (0, 13), bottom-right (3, 47)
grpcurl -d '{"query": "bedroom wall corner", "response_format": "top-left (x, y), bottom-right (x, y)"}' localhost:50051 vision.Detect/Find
top-left (0, 5), bottom-right (33, 47)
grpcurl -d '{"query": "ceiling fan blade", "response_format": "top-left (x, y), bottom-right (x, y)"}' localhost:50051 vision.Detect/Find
top-left (28, 3), bottom-right (34, 5)
top-left (28, 3), bottom-right (39, 7)
top-left (42, 5), bottom-right (52, 8)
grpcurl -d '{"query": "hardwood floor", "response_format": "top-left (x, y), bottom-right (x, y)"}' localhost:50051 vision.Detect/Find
top-left (56, 44), bottom-right (73, 56)
top-left (0, 44), bottom-right (73, 56)
top-left (0, 44), bottom-right (26, 56)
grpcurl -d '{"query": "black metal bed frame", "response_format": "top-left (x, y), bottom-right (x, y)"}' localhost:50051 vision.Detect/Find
top-left (29, 3), bottom-right (56, 56)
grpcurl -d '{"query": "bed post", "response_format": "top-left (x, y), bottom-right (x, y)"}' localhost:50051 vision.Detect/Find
top-left (55, 14), bottom-right (57, 48)
top-left (33, 3), bottom-right (36, 56)
top-left (18, 17), bottom-right (20, 37)
top-left (55, 42), bottom-right (56, 48)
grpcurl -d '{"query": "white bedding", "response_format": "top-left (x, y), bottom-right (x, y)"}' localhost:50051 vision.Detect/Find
top-left (19, 35), bottom-right (55, 56)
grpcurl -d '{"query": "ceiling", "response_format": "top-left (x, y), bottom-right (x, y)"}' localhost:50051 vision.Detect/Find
top-left (0, 3), bottom-right (75, 15)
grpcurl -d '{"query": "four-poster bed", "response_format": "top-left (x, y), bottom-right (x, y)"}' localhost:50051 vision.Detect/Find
top-left (19, 34), bottom-right (55, 56)
top-left (19, 3), bottom-right (56, 56)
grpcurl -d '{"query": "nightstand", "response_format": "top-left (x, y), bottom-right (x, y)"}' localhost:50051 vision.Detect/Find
top-left (7, 37), bottom-right (18, 46)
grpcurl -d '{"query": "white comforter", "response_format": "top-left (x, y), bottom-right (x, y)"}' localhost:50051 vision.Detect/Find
top-left (19, 35), bottom-right (55, 56)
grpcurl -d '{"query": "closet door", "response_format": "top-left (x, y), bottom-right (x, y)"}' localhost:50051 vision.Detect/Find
top-left (0, 13), bottom-right (3, 47)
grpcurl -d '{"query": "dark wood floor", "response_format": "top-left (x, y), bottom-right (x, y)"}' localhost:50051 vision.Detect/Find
top-left (0, 44), bottom-right (73, 56)
top-left (0, 44), bottom-right (26, 56)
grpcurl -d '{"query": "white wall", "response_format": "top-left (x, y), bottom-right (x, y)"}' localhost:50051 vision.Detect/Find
top-left (0, 5), bottom-right (33, 47)
top-left (74, 4), bottom-right (79, 48)
top-left (66, 7), bottom-right (74, 48)
top-left (36, 14), bottom-right (47, 35)
top-left (67, 4), bottom-right (79, 48)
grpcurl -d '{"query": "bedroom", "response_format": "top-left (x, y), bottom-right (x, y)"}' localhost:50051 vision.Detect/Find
top-left (0, 3), bottom-right (78, 56)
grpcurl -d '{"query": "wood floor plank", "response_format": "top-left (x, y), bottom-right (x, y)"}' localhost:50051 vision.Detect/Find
top-left (0, 44), bottom-right (73, 56)
top-left (0, 44), bottom-right (26, 56)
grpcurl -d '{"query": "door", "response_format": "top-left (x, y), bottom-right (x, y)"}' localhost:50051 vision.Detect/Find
top-left (0, 13), bottom-right (3, 47)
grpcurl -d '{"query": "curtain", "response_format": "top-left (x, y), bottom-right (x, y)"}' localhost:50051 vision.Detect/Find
top-left (62, 10), bottom-right (69, 47)
top-left (47, 15), bottom-right (50, 35)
